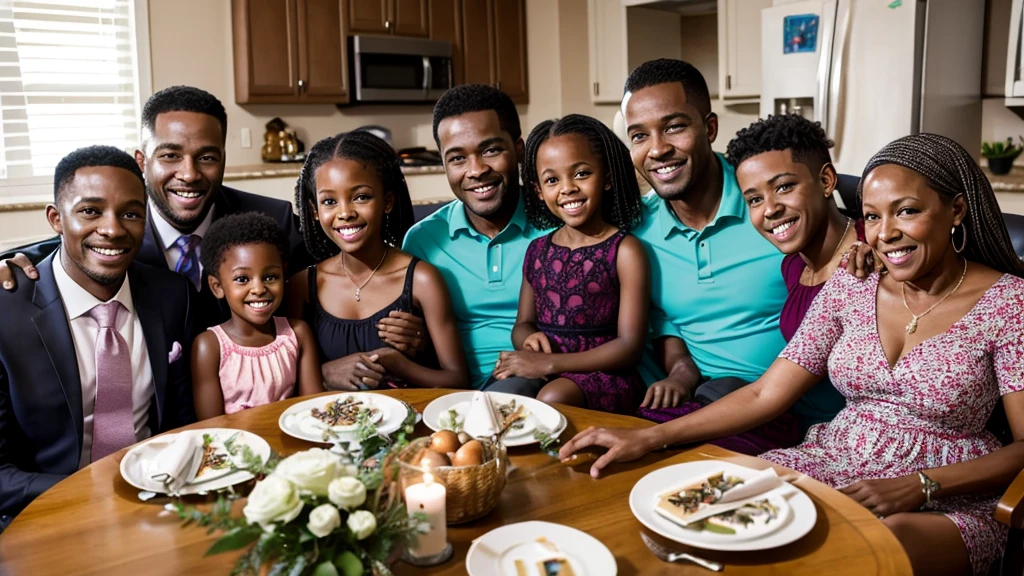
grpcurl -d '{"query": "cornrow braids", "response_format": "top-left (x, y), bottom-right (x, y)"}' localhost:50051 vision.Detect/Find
top-left (860, 133), bottom-right (1024, 278)
top-left (294, 130), bottom-right (415, 263)
top-left (520, 114), bottom-right (643, 232)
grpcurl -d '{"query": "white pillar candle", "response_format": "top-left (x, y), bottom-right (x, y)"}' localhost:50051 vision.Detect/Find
top-left (404, 472), bottom-right (448, 557)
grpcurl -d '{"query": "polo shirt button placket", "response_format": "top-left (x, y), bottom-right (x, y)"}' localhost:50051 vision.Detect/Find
top-left (697, 239), bottom-right (713, 282)
top-left (487, 243), bottom-right (502, 283)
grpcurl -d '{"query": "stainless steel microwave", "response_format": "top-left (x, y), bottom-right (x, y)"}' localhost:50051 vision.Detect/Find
top-left (349, 36), bottom-right (453, 103)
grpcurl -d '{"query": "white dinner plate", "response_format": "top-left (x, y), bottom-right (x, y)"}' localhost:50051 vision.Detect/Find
top-left (629, 461), bottom-right (816, 551)
top-left (120, 428), bottom-right (271, 495)
top-left (466, 521), bottom-right (617, 576)
top-left (278, 393), bottom-right (409, 444)
top-left (422, 391), bottom-right (566, 447)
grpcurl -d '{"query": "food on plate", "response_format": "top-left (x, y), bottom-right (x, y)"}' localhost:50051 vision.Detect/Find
top-left (513, 537), bottom-right (575, 576)
top-left (655, 471), bottom-right (744, 521)
top-left (682, 499), bottom-right (782, 535)
top-left (429, 430), bottom-right (461, 454)
top-left (310, 396), bottom-right (378, 427)
top-left (538, 558), bottom-right (576, 576)
top-left (451, 439), bottom-right (484, 467)
top-left (496, 398), bottom-right (527, 431)
top-left (196, 434), bottom-right (231, 478)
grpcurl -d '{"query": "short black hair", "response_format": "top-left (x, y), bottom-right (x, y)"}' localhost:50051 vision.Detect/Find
top-left (295, 130), bottom-right (415, 262)
top-left (432, 84), bottom-right (522, 146)
top-left (199, 212), bottom-right (287, 277)
top-left (53, 145), bottom-right (144, 202)
top-left (725, 114), bottom-right (834, 174)
top-left (521, 114), bottom-right (643, 231)
top-left (623, 59), bottom-right (712, 118)
top-left (141, 85), bottom-right (228, 141)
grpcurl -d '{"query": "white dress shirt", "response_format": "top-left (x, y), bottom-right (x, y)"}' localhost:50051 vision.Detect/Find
top-left (149, 200), bottom-right (215, 284)
top-left (52, 252), bottom-right (155, 468)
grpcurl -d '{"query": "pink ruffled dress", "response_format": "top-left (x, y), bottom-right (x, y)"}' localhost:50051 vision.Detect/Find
top-left (210, 317), bottom-right (299, 414)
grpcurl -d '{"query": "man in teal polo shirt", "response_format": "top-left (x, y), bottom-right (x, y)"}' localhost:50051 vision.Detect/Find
top-left (625, 59), bottom-right (791, 411)
top-left (403, 85), bottom-right (546, 392)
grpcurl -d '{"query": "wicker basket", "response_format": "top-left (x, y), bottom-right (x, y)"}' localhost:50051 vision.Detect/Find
top-left (397, 436), bottom-right (507, 524)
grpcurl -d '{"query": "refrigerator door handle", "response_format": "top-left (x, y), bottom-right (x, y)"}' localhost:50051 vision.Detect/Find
top-left (815, 0), bottom-right (838, 127)
top-left (827, 0), bottom-right (852, 148)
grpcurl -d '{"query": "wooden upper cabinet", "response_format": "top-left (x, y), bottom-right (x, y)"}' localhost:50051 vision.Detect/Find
top-left (232, 0), bottom-right (349, 104)
top-left (492, 0), bottom-right (527, 103)
top-left (347, 0), bottom-right (389, 34)
top-left (232, 0), bottom-right (299, 100)
top-left (429, 0), bottom-right (463, 85)
top-left (297, 0), bottom-right (348, 100)
top-left (392, 0), bottom-right (429, 37)
top-left (347, 0), bottom-right (427, 37)
top-left (460, 0), bottom-right (495, 87)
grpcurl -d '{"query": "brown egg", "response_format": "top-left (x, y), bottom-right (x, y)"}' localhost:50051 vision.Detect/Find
top-left (417, 448), bottom-right (451, 469)
top-left (457, 431), bottom-right (472, 445)
top-left (429, 430), bottom-right (462, 454)
top-left (451, 440), bottom-right (485, 467)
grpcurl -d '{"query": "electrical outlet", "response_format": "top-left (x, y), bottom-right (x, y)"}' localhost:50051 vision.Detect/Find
top-left (240, 128), bottom-right (252, 149)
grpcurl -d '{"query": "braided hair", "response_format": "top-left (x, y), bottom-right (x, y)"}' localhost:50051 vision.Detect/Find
top-left (294, 130), bottom-right (415, 263)
top-left (520, 114), bottom-right (642, 231)
top-left (860, 133), bottom-right (1024, 277)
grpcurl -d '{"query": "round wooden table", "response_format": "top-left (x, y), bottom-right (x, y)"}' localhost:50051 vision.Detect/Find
top-left (0, 389), bottom-right (912, 575)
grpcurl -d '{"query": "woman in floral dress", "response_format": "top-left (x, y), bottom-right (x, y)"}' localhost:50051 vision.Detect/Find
top-left (560, 133), bottom-right (1024, 575)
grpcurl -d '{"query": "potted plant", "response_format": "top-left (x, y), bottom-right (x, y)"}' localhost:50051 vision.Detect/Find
top-left (982, 136), bottom-right (1024, 175)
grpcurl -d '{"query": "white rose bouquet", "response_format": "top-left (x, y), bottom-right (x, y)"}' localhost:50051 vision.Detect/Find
top-left (171, 405), bottom-right (422, 576)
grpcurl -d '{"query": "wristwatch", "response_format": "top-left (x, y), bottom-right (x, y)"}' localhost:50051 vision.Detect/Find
top-left (918, 471), bottom-right (941, 505)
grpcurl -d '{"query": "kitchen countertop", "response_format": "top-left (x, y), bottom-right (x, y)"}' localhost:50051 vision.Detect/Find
top-left (223, 162), bottom-right (445, 181)
top-left (982, 165), bottom-right (1024, 193)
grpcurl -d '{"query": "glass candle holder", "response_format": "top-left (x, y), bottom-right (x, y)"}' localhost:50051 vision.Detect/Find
top-left (398, 438), bottom-right (453, 566)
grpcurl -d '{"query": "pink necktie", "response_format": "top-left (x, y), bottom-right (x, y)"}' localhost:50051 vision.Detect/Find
top-left (89, 301), bottom-right (135, 462)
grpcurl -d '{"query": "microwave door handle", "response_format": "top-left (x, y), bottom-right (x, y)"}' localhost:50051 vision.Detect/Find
top-left (423, 56), bottom-right (431, 96)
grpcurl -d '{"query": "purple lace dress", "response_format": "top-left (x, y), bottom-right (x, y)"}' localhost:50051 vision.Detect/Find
top-left (525, 230), bottom-right (646, 414)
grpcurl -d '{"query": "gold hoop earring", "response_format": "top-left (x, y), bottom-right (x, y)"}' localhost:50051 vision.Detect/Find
top-left (952, 224), bottom-right (967, 254)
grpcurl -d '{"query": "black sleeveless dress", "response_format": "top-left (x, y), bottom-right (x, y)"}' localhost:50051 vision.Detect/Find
top-left (305, 257), bottom-right (421, 388)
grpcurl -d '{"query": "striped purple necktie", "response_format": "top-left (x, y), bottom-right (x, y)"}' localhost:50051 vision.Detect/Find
top-left (89, 301), bottom-right (135, 462)
top-left (174, 234), bottom-right (201, 289)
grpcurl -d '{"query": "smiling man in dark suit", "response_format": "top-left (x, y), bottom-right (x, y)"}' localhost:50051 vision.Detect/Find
top-left (0, 86), bottom-right (308, 329)
top-left (0, 146), bottom-right (195, 528)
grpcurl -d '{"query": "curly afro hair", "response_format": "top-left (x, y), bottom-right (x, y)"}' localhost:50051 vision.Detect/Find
top-left (142, 85), bottom-right (227, 141)
top-left (199, 212), bottom-right (287, 278)
top-left (521, 114), bottom-right (642, 231)
top-left (624, 59), bottom-right (712, 118)
top-left (725, 114), bottom-right (834, 174)
top-left (53, 145), bottom-right (144, 202)
top-left (432, 84), bottom-right (521, 146)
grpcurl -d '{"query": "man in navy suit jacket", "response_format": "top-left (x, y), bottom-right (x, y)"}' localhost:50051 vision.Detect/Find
top-left (0, 146), bottom-right (194, 528)
top-left (0, 86), bottom-right (308, 330)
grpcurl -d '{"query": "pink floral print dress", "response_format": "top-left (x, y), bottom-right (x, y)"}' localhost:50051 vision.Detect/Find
top-left (762, 270), bottom-right (1024, 575)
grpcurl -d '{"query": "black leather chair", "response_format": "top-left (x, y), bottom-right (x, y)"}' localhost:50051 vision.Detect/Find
top-left (835, 173), bottom-right (1024, 260)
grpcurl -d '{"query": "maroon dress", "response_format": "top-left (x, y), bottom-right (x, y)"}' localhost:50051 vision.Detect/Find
top-left (525, 230), bottom-right (646, 414)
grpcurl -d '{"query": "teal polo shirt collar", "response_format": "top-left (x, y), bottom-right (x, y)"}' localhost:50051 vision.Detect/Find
top-left (447, 194), bottom-right (529, 240)
top-left (658, 153), bottom-right (746, 240)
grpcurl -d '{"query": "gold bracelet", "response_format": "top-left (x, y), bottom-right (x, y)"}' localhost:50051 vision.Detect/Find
top-left (918, 471), bottom-right (941, 505)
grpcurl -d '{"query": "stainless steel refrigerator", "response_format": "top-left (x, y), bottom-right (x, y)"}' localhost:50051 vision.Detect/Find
top-left (760, 0), bottom-right (984, 177)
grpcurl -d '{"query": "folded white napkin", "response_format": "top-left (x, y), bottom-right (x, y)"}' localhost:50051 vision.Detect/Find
top-left (671, 468), bottom-right (784, 526)
top-left (147, 431), bottom-right (203, 494)
top-left (463, 391), bottom-right (499, 437)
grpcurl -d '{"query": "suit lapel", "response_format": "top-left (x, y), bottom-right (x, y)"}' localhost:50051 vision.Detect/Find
top-left (130, 266), bottom-right (169, 431)
top-left (31, 256), bottom-right (84, 452)
top-left (137, 216), bottom-right (167, 269)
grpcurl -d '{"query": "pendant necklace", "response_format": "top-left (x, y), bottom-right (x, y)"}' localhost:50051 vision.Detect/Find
top-left (805, 217), bottom-right (852, 285)
top-left (900, 259), bottom-right (967, 334)
top-left (342, 247), bottom-right (388, 302)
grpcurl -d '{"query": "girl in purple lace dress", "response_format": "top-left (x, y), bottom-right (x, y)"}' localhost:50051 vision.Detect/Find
top-left (492, 115), bottom-right (648, 414)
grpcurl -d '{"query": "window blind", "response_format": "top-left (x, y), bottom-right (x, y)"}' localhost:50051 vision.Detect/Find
top-left (0, 0), bottom-right (142, 185)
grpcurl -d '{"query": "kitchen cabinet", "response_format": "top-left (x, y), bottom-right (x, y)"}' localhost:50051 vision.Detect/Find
top-left (1007, 0), bottom-right (1024, 103)
top-left (347, 0), bottom-right (429, 37)
top-left (429, 0), bottom-right (464, 84)
top-left (231, 0), bottom-right (349, 104)
top-left (458, 0), bottom-right (529, 104)
top-left (717, 0), bottom-right (772, 100)
top-left (587, 0), bottom-right (628, 104)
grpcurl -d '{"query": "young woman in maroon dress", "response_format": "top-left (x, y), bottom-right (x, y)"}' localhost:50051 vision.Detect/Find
top-left (491, 114), bottom-right (648, 414)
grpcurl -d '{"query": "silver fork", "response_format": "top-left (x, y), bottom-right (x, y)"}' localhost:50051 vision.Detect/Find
top-left (640, 532), bottom-right (724, 572)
